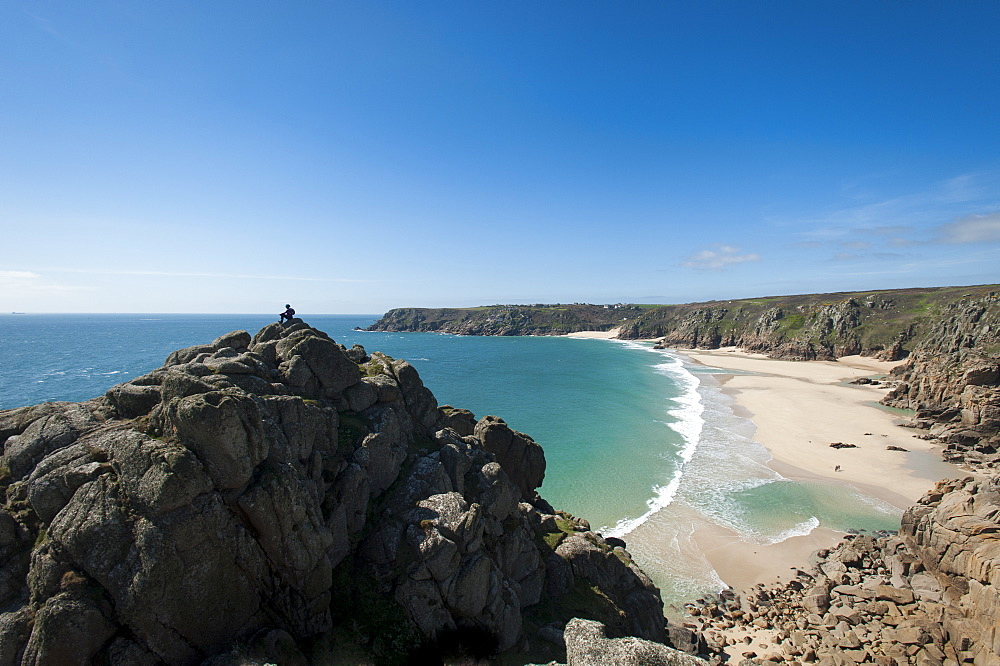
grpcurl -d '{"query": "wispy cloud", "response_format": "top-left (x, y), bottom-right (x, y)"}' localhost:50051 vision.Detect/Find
top-left (936, 211), bottom-right (1000, 244)
top-left (783, 173), bottom-right (1000, 267)
top-left (0, 270), bottom-right (92, 294)
top-left (831, 251), bottom-right (908, 262)
top-left (830, 250), bottom-right (1000, 278)
top-left (682, 245), bottom-right (760, 270)
top-left (789, 173), bottom-right (999, 248)
top-left (37, 268), bottom-right (370, 283)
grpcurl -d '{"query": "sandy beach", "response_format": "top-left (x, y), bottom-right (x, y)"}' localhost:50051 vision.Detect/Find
top-left (565, 326), bottom-right (623, 339)
top-left (676, 347), bottom-right (967, 596)
top-left (561, 333), bottom-right (970, 600)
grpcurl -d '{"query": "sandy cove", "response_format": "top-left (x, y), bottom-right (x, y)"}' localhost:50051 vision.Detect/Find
top-left (677, 347), bottom-right (967, 598)
top-left (565, 326), bottom-right (623, 339)
top-left (559, 333), bottom-right (970, 603)
top-left (680, 348), bottom-right (956, 505)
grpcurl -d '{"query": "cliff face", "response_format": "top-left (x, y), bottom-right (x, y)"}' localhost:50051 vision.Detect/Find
top-left (641, 299), bottom-right (880, 361)
top-left (0, 322), bottom-right (669, 665)
top-left (367, 286), bottom-right (999, 362)
top-left (901, 477), bottom-right (1000, 662)
top-left (367, 304), bottom-right (642, 336)
top-left (882, 295), bottom-right (1000, 470)
top-left (624, 286), bottom-right (999, 362)
top-left (684, 476), bottom-right (1000, 666)
top-left (630, 287), bottom-right (1000, 470)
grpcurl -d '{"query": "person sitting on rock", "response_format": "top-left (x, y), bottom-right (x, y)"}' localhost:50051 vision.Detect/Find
top-left (279, 304), bottom-right (295, 323)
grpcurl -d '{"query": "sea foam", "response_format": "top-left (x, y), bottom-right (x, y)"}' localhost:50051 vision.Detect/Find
top-left (764, 516), bottom-right (821, 545)
top-left (604, 343), bottom-right (826, 548)
top-left (604, 343), bottom-right (705, 539)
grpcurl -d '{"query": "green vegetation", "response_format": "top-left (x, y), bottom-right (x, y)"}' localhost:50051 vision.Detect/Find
top-left (327, 562), bottom-right (424, 666)
top-left (624, 284), bottom-right (1000, 358)
top-left (540, 517), bottom-right (578, 550)
top-left (365, 285), bottom-right (999, 361)
top-left (366, 303), bottom-right (647, 336)
top-left (337, 411), bottom-right (367, 449)
top-left (521, 579), bottom-right (628, 651)
top-left (359, 361), bottom-right (385, 378)
top-left (408, 433), bottom-right (436, 456)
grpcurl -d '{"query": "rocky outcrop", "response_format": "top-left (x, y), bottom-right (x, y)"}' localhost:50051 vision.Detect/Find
top-left (367, 286), bottom-right (999, 364)
top-left (366, 304), bottom-right (643, 336)
top-left (0, 320), bottom-right (670, 664)
top-left (900, 477), bottom-right (1000, 663)
top-left (684, 477), bottom-right (1000, 665)
top-left (635, 287), bottom-right (998, 362)
top-left (534, 618), bottom-right (708, 666)
top-left (883, 294), bottom-right (1000, 470)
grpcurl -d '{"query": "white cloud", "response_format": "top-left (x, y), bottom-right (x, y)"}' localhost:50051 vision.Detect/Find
top-left (787, 172), bottom-right (1000, 249)
top-left (0, 269), bottom-right (91, 294)
top-left (0, 270), bottom-right (40, 280)
top-left (683, 245), bottom-right (761, 270)
top-left (937, 212), bottom-right (1000, 244)
top-left (46, 268), bottom-right (370, 282)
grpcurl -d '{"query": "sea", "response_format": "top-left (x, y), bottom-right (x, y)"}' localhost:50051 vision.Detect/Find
top-left (1, 313), bottom-right (911, 607)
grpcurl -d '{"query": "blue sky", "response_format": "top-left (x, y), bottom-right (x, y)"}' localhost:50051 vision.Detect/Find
top-left (2, 1), bottom-right (998, 314)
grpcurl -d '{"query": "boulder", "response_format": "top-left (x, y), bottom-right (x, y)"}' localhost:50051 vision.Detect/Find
top-left (475, 415), bottom-right (545, 501)
top-left (802, 583), bottom-right (832, 614)
top-left (440, 406), bottom-right (477, 436)
top-left (876, 585), bottom-right (915, 606)
top-left (559, 618), bottom-right (706, 666)
top-left (105, 382), bottom-right (161, 418)
top-left (162, 391), bottom-right (267, 490)
top-left (278, 335), bottom-right (360, 398)
top-left (212, 330), bottom-right (251, 351)
top-left (20, 591), bottom-right (117, 666)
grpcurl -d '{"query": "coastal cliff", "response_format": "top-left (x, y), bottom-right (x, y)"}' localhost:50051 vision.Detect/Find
top-left (0, 321), bottom-right (677, 665)
top-left (367, 285), bottom-right (1000, 470)
top-left (882, 294), bottom-right (1000, 471)
top-left (685, 476), bottom-right (1000, 666)
top-left (366, 304), bottom-right (644, 336)
top-left (626, 285), bottom-right (999, 362)
top-left (365, 286), bottom-right (999, 362)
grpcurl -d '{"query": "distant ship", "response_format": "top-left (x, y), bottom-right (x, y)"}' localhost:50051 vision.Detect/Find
top-left (11, 312), bottom-right (25, 315)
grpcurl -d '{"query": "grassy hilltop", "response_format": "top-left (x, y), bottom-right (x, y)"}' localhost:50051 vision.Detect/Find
top-left (366, 302), bottom-right (653, 337)
top-left (621, 284), bottom-right (1000, 360)
top-left (367, 284), bottom-right (999, 361)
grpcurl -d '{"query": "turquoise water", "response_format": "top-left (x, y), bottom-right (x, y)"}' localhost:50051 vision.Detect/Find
top-left (1, 313), bottom-right (909, 604)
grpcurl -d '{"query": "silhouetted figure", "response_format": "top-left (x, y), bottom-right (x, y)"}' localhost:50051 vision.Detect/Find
top-left (279, 304), bottom-right (295, 324)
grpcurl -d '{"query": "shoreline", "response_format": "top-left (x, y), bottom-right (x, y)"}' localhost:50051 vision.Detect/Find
top-left (564, 328), bottom-right (659, 342)
top-left (673, 347), bottom-right (970, 597)
top-left (564, 327), bottom-right (623, 339)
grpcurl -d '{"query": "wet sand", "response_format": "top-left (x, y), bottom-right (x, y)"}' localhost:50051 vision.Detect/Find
top-left (676, 347), bottom-right (966, 595)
